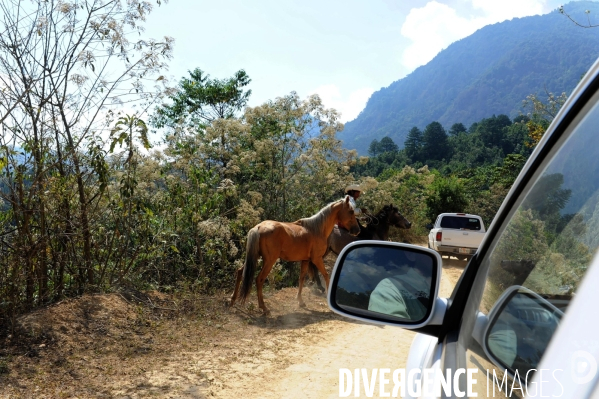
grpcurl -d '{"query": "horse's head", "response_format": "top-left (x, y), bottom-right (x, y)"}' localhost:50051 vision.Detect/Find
top-left (338, 196), bottom-right (360, 235)
top-left (387, 204), bottom-right (412, 229)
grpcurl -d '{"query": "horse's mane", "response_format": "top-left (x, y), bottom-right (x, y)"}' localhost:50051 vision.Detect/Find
top-left (298, 198), bottom-right (345, 233)
top-left (363, 204), bottom-right (401, 229)
top-left (372, 204), bottom-right (397, 221)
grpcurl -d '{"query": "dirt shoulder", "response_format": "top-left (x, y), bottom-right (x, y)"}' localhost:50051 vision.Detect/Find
top-left (0, 256), bottom-right (465, 399)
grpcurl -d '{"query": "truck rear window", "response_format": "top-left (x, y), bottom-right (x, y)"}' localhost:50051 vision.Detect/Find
top-left (440, 216), bottom-right (481, 230)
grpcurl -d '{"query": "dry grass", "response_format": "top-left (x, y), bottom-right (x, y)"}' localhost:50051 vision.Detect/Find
top-left (0, 260), bottom-right (342, 399)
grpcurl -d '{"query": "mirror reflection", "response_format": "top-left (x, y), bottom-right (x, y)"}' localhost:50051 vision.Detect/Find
top-left (485, 290), bottom-right (563, 375)
top-left (335, 245), bottom-right (436, 323)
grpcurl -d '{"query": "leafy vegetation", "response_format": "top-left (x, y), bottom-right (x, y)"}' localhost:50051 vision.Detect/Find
top-left (352, 108), bottom-right (543, 229)
top-left (0, 0), bottom-right (588, 331)
top-left (0, 13), bottom-right (359, 326)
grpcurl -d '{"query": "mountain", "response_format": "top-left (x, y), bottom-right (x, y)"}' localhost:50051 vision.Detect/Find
top-left (340, 1), bottom-right (599, 154)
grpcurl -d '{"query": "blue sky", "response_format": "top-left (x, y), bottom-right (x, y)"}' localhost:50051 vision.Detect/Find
top-left (143, 0), bottom-right (565, 123)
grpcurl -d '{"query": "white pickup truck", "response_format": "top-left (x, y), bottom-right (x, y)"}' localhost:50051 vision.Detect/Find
top-left (426, 213), bottom-right (485, 260)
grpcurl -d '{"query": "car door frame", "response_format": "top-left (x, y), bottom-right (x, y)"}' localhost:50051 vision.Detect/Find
top-left (433, 58), bottom-right (599, 398)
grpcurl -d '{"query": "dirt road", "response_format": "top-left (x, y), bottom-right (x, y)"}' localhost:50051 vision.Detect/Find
top-left (213, 257), bottom-right (465, 399)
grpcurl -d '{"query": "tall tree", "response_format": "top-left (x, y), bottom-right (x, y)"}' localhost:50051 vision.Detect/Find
top-left (523, 92), bottom-right (568, 147)
top-left (404, 127), bottom-right (424, 163)
top-left (449, 123), bottom-right (467, 136)
top-left (378, 136), bottom-right (399, 153)
top-left (368, 139), bottom-right (380, 157)
top-left (422, 122), bottom-right (450, 162)
top-left (426, 176), bottom-right (468, 222)
top-left (0, 0), bottom-right (171, 311)
top-left (152, 68), bottom-right (251, 132)
top-left (244, 93), bottom-right (354, 221)
top-left (153, 68), bottom-right (252, 174)
top-left (475, 114), bottom-right (512, 149)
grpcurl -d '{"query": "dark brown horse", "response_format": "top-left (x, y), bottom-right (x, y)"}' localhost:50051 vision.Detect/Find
top-left (327, 204), bottom-right (412, 255)
top-left (230, 196), bottom-right (360, 315)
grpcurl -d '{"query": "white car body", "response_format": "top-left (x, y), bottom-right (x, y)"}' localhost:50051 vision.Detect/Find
top-left (400, 253), bottom-right (599, 399)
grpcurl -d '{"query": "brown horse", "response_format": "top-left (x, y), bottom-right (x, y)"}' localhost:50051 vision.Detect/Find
top-left (307, 204), bottom-right (412, 294)
top-left (230, 196), bottom-right (360, 315)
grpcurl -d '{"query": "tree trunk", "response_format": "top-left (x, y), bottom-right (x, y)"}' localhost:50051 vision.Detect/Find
top-left (59, 109), bottom-right (94, 288)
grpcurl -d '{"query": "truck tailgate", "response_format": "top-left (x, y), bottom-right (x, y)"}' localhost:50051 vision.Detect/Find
top-left (441, 230), bottom-right (484, 248)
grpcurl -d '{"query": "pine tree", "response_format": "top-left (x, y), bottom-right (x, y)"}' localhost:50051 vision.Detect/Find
top-left (378, 136), bottom-right (399, 153)
top-left (423, 122), bottom-right (450, 162)
top-left (405, 127), bottom-right (424, 162)
top-left (368, 139), bottom-right (380, 157)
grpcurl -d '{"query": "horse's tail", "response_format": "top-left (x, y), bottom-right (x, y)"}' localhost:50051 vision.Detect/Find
top-left (308, 261), bottom-right (326, 293)
top-left (307, 261), bottom-right (319, 280)
top-left (240, 227), bottom-right (260, 303)
top-left (326, 230), bottom-right (338, 256)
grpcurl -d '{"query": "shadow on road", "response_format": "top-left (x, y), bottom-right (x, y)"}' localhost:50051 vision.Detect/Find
top-left (231, 251), bottom-right (469, 331)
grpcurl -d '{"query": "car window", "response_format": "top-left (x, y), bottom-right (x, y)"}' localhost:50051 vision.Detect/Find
top-left (440, 216), bottom-right (482, 230)
top-left (458, 96), bottom-right (599, 397)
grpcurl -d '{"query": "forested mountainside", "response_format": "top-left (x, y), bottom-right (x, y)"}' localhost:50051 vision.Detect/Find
top-left (340, 1), bottom-right (599, 154)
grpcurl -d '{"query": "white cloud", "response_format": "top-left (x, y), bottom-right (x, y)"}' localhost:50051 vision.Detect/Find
top-left (400, 0), bottom-right (547, 70)
top-left (471, 0), bottom-right (546, 21)
top-left (311, 84), bottom-right (374, 123)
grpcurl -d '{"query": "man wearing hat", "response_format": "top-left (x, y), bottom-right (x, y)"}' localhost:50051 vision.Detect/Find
top-left (338, 184), bottom-right (367, 233)
top-left (345, 184), bottom-right (364, 216)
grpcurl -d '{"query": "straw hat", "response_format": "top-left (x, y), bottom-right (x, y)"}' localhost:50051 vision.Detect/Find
top-left (345, 184), bottom-right (362, 193)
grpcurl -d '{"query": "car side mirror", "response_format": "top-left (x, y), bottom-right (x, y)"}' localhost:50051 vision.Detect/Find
top-left (482, 286), bottom-right (564, 377)
top-left (425, 223), bottom-right (433, 230)
top-left (328, 241), bottom-right (443, 328)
